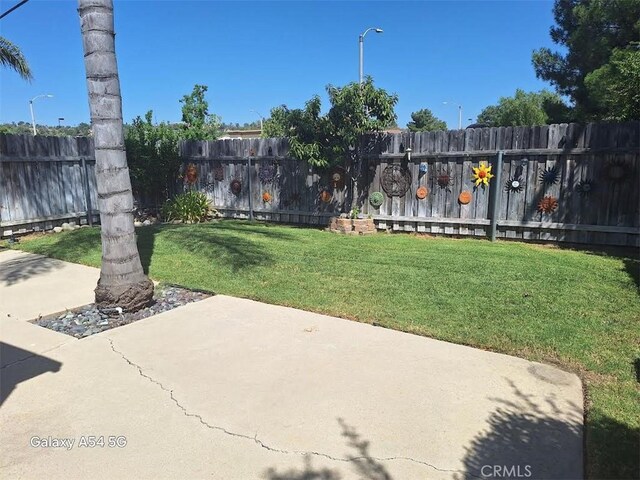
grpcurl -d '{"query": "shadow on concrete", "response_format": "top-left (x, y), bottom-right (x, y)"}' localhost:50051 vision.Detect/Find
top-left (0, 342), bottom-right (62, 406)
top-left (457, 409), bottom-right (582, 480)
top-left (456, 379), bottom-right (583, 480)
top-left (462, 389), bottom-right (639, 480)
top-left (264, 456), bottom-right (342, 480)
top-left (263, 418), bottom-right (392, 480)
top-left (338, 418), bottom-right (393, 480)
top-left (0, 253), bottom-right (63, 286)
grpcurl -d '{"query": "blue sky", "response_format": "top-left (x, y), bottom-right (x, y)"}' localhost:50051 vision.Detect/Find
top-left (0, 0), bottom-right (559, 129)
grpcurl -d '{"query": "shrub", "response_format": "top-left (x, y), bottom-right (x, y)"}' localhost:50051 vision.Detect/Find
top-left (161, 191), bottom-right (217, 223)
top-left (125, 111), bottom-right (181, 206)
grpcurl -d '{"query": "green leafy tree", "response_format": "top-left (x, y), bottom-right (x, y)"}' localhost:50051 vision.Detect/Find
top-left (179, 84), bottom-right (222, 140)
top-left (584, 47), bottom-right (640, 121)
top-left (477, 89), bottom-right (573, 127)
top-left (263, 77), bottom-right (398, 168)
top-left (532, 0), bottom-right (640, 119)
top-left (0, 36), bottom-right (32, 80)
top-left (125, 110), bottom-right (181, 204)
top-left (407, 108), bottom-right (447, 132)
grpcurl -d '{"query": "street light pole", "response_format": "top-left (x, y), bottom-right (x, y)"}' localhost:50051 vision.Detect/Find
top-left (29, 94), bottom-right (54, 135)
top-left (359, 27), bottom-right (383, 84)
top-left (443, 101), bottom-right (463, 130)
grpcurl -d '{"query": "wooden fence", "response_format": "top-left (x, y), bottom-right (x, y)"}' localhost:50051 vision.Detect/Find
top-left (0, 135), bottom-right (99, 236)
top-left (181, 122), bottom-right (639, 246)
top-left (1, 122), bottom-right (639, 247)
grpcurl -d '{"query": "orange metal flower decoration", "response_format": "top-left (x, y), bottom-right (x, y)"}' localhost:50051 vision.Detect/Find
top-left (262, 192), bottom-right (272, 203)
top-left (320, 190), bottom-right (332, 203)
top-left (416, 186), bottom-right (428, 199)
top-left (537, 196), bottom-right (558, 214)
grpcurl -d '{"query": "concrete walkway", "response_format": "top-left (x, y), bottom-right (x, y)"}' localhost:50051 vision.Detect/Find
top-left (0, 250), bottom-right (584, 480)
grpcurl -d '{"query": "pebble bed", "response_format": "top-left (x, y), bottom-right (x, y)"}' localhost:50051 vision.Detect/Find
top-left (32, 286), bottom-right (211, 338)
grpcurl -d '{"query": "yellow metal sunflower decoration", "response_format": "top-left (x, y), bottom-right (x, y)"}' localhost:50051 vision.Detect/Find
top-left (472, 162), bottom-right (494, 187)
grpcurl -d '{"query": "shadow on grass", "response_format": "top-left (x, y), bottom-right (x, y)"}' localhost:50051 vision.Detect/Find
top-left (551, 243), bottom-right (640, 290)
top-left (263, 419), bottom-right (393, 480)
top-left (585, 413), bottom-right (640, 480)
top-left (137, 221), bottom-right (297, 274)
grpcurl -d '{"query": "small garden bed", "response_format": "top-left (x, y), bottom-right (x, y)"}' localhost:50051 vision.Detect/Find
top-left (31, 285), bottom-right (211, 338)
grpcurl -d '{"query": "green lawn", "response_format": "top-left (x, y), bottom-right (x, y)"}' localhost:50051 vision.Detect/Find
top-left (10, 221), bottom-right (640, 479)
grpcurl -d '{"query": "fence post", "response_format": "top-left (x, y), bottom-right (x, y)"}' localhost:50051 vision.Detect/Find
top-left (488, 151), bottom-right (503, 242)
top-left (81, 157), bottom-right (93, 227)
top-left (247, 156), bottom-right (254, 221)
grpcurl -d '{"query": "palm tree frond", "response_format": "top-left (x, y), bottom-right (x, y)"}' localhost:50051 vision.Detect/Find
top-left (0, 36), bottom-right (33, 81)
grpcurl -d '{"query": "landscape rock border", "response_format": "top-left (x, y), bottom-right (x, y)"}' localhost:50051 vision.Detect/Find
top-left (31, 285), bottom-right (211, 338)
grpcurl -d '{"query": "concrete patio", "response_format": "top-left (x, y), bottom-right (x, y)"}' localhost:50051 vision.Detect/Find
top-left (0, 250), bottom-right (584, 480)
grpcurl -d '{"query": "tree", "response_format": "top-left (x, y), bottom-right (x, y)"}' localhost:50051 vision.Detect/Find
top-left (0, 36), bottom-right (32, 80)
top-left (476, 89), bottom-right (573, 127)
top-left (78, 0), bottom-right (153, 311)
top-left (584, 47), bottom-right (640, 121)
top-left (179, 84), bottom-right (222, 140)
top-left (532, 0), bottom-right (640, 119)
top-left (263, 76), bottom-right (398, 168)
top-left (407, 109), bottom-right (447, 132)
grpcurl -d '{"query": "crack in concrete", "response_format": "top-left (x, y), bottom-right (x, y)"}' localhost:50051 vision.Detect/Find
top-left (107, 338), bottom-right (480, 478)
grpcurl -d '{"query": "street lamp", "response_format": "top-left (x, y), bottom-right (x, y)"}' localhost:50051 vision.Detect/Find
top-left (359, 27), bottom-right (383, 84)
top-left (58, 117), bottom-right (65, 127)
top-left (443, 101), bottom-right (463, 130)
top-left (29, 94), bottom-right (53, 135)
top-left (250, 109), bottom-right (264, 135)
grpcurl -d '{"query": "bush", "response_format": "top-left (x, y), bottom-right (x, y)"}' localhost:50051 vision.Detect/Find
top-left (161, 191), bottom-right (217, 223)
top-left (125, 111), bottom-right (181, 206)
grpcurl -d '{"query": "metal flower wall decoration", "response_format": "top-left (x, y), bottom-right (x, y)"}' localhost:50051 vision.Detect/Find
top-left (606, 159), bottom-right (630, 182)
top-left (505, 177), bottom-right (525, 193)
top-left (537, 196), bottom-right (558, 214)
top-left (230, 179), bottom-right (242, 195)
top-left (539, 166), bottom-right (559, 185)
top-left (576, 179), bottom-right (594, 196)
top-left (436, 172), bottom-right (452, 190)
top-left (505, 165), bottom-right (525, 193)
top-left (472, 162), bottom-right (494, 188)
top-left (369, 191), bottom-right (384, 208)
top-left (381, 165), bottom-right (412, 197)
top-left (262, 192), bottom-right (272, 203)
top-left (259, 162), bottom-right (276, 184)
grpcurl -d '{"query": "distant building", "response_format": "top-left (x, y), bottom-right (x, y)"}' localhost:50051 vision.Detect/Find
top-left (218, 129), bottom-right (262, 140)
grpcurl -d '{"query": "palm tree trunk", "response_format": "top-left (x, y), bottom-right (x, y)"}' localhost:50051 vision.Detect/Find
top-left (78, 0), bottom-right (153, 311)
